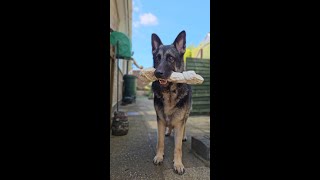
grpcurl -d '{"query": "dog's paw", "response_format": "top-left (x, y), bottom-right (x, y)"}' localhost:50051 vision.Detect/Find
top-left (173, 162), bottom-right (185, 175)
top-left (182, 136), bottom-right (187, 142)
top-left (153, 155), bottom-right (164, 165)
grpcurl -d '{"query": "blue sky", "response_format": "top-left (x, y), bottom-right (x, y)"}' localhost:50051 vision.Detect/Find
top-left (131, 0), bottom-right (210, 70)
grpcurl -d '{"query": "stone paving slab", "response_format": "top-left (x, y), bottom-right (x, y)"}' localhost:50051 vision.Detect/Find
top-left (110, 93), bottom-right (211, 179)
top-left (110, 116), bottom-right (165, 180)
top-left (163, 167), bottom-right (210, 180)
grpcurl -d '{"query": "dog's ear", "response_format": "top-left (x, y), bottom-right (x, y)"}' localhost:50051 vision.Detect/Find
top-left (151, 33), bottom-right (163, 53)
top-left (173, 30), bottom-right (186, 54)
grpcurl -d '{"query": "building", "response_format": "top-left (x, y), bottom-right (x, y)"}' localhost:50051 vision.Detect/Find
top-left (184, 32), bottom-right (210, 61)
top-left (110, 0), bottom-right (133, 125)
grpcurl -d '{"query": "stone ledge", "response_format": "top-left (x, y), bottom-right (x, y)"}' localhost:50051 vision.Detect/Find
top-left (191, 135), bottom-right (210, 161)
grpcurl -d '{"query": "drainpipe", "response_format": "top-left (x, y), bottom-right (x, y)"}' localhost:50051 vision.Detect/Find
top-left (127, 0), bottom-right (131, 74)
top-left (110, 27), bottom-right (115, 128)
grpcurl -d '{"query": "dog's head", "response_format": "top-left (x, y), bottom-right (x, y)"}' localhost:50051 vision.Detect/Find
top-left (151, 30), bottom-right (186, 86)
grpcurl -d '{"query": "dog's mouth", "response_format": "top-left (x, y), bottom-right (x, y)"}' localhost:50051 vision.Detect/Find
top-left (158, 79), bottom-right (168, 85)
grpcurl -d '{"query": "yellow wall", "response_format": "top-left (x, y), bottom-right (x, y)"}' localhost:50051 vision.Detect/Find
top-left (183, 48), bottom-right (192, 63)
top-left (184, 42), bottom-right (210, 61)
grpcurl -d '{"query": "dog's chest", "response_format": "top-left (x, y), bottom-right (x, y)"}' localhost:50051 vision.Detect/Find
top-left (162, 90), bottom-right (178, 115)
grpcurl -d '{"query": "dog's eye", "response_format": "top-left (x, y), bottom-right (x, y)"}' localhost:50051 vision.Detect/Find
top-left (168, 56), bottom-right (174, 62)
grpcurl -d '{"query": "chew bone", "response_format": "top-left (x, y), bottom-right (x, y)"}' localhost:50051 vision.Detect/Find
top-left (139, 67), bottom-right (204, 84)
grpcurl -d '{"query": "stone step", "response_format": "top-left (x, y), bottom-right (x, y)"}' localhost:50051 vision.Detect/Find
top-left (191, 135), bottom-right (210, 161)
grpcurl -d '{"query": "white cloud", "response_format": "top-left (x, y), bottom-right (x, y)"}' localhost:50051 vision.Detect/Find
top-left (139, 13), bottom-right (158, 26)
top-left (133, 21), bottom-right (140, 28)
top-left (132, 1), bottom-right (158, 28)
top-left (132, 13), bottom-right (159, 28)
top-left (132, 1), bottom-right (139, 12)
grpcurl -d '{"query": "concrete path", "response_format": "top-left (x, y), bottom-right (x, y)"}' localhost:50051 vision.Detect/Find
top-left (110, 93), bottom-right (210, 180)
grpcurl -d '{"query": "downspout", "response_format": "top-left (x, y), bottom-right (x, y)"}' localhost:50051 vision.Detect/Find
top-left (114, 0), bottom-right (120, 30)
top-left (110, 28), bottom-right (115, 128)
top-left (127, 0), bottom-right (130, 74)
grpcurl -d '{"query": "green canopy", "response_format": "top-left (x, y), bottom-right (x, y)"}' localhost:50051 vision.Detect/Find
top-left (110, 31), bottom-right (132, 59)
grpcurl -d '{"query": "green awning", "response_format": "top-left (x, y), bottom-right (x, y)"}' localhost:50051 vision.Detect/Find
top-left (110, 31), bottom-right (132, 59)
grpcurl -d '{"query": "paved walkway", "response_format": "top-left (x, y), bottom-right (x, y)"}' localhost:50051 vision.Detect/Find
top-left (110, 93), bottom-right (210, 179)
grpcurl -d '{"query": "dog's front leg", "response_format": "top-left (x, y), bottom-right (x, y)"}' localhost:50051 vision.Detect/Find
top-left (153, 119), bottom-right (166, 165)
top-left (173, 122), bottom-right (185, 175)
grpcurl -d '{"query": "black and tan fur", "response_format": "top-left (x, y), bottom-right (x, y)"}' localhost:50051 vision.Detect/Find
top-left (151, 31), bottom-right (192, 175)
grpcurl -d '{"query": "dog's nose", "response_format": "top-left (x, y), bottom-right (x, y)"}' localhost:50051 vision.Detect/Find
top-left (154, 70), bottom-right (164, 78)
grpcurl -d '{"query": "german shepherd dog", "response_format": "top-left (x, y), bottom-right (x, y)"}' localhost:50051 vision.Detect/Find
top-left (151, 30), bottom-right (192, 175)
